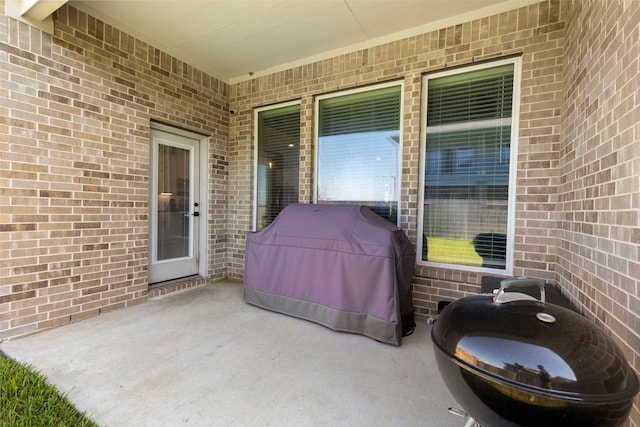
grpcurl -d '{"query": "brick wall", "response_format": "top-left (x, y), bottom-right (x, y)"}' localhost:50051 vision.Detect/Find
top-left (559, 0), bottom-right (640, 423)
top-left (228, 1), bottom-right (566, 322)
top-left (0, 2), bottom-right (229, 339)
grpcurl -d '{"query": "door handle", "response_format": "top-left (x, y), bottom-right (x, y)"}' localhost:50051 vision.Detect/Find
top-left (192, 212), bottom-right (200, 217)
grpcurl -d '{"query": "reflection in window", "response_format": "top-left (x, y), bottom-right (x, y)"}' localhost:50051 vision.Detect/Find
top-left (316, 84), bottom-right (402, 224)
top-left (255, 103), bottom-right (300, 230)
top-left (157, 144), bottom-right (190, 260)
top-left (421, 60), bottom-right (519, 271)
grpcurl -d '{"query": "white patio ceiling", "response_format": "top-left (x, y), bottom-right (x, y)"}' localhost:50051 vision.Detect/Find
top-left (8, 0), bottom-right (540, 83)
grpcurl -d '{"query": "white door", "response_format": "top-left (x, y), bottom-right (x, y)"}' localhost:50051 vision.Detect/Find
top-left (149, 128), bottom-right (201, 283)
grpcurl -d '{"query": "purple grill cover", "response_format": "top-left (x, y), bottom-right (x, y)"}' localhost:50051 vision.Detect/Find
top-left (244, 204), bottom-right (415, 345)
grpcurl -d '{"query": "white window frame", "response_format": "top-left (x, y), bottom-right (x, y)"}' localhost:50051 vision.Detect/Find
top-left (313, 81), bottom-right (404, 226)
top-left (253, 100), bottom-right (301, 231)
top-left (417, 57), bottom-right (521, 275)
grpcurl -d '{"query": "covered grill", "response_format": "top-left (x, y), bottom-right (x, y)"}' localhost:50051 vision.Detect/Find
top-left (431, 278), bottom-right (639, 427)
top-left (244, 204), bottom-right (415, 345)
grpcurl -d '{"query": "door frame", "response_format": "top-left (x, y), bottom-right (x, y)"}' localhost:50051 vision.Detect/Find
top-left (149, 121), bottom-right (209, 283)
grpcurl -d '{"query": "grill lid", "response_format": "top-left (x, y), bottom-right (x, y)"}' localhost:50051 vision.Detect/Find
top-left (431, 278), bottom-right (639, 401)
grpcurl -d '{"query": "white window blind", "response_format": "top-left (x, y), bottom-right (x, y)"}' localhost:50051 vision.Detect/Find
top-left (317, 84), bottom-right (401, 224)
top-left (256, 103), bottom-right (300, 230)
top-left (422, 62), bottom-right (516, 270)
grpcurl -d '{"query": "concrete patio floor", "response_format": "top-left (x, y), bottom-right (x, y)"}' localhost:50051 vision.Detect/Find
top-left (0, 280), bottom-right (461, 427)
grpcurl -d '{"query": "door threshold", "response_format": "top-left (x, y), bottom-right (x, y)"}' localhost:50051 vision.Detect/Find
top-left (148, 276), bottom-right (207, 300)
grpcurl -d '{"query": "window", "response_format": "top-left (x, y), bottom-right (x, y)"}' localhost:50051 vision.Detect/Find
top-left (254, 102), bottom-right (300, 230)
top-left (419, 58), bottom-right (520, 273)
top-left (315, 83), bottom-right (402, 224)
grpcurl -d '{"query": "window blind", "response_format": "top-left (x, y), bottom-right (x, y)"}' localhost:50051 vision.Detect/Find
top-left (427, 64), bottom-right (514, 126)
top-left (422, 63), bottom-right (514, 269)
top-left (256, 104), bottom-right (300, 230)
top-left (317, 85), bottom-right (401, 224)
top-left (319, 86), bottom-right (401, 136)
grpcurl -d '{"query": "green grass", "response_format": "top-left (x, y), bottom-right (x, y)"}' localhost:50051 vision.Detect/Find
top-left (427, 236), bottom-right (483, 266)
top-left (0, 355), bottom-right (98, 427)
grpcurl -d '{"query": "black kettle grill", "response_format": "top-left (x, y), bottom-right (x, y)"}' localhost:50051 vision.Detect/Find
top-left (431, 278), bottom-right (639, 427)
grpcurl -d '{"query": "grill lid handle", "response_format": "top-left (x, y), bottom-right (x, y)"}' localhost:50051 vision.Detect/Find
top-left (494, 277), bottom-right (546, 305)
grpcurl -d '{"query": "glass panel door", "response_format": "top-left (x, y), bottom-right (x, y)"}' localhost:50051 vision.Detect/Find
top-left (149, 128), bottom-right (200, 283)
top-left (157, 143), bottom-right (190, 260)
